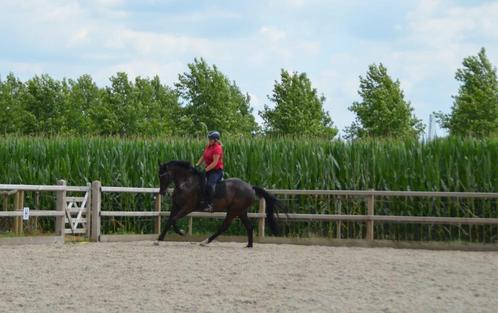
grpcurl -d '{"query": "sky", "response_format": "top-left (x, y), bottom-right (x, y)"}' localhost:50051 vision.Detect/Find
top-left (1, 0), bottom-right (498, 137)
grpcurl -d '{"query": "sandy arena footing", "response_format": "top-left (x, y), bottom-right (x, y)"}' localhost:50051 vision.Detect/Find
top-left (1, 241), bottom-right (497, 313)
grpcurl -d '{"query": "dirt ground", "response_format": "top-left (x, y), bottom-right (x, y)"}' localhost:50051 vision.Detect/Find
top-left (1, 241), bottom-right (497, 313)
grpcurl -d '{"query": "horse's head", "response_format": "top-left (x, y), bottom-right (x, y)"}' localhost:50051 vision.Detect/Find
top-left (158, 162), bottom-right (172, 195)
top-left (158, 160), bottom-right (200, 195)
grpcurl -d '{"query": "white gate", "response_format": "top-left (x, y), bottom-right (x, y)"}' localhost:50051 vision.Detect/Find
top-left (65, 187), bottom-right (90, 235)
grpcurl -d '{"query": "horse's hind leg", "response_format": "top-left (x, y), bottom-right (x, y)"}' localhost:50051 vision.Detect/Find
top-left (239, 213), bottom-right (253, 248)
top-left (200, 212), bottom-right (236, 246)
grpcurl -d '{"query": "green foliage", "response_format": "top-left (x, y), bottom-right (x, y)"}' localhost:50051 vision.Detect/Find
top-left (65, 74), bottom-right (102, 135)
top-left (99, 73), bottom-right (181, 136)
top-left (175, 58), bottom-right (258, 136)
top-left (346, 63), bottom-right (424, 140)
top-left (435, 48), bottom-right (498, 138)
top-left (0, 72), bottom-right (181, 137)
top-left (22, 74), bottom-right (69, 134)
top-left (2, 136), bottom-right (496, 191)
top-left (1, 136), bottom-right (497, 241)
top-left (0, 73), bottom-right (28, 134)
top-left (260, 69), bottom-right (337, 138)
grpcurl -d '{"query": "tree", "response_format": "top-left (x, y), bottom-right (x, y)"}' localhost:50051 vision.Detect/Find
top-left (434, 48), bottom-right (498, 137)
top-left (133, 75), bottom-right (181, 136)
top-left (0, 73), bottom-right (29, 134)
top-left (259, 69), bottom-right (337, 138)
top-left (0, 72), bottom-right (183, 137)
top-left (65, 74), bottom-right (102, 135)
top-left (100, 72), bottom-right (143, 136)
top-left (345, 63), bottom-right (424, 140)
top-left (22, 74), bottom-right (69, 134)
top-left (175, 58), bottom-right (258, 136)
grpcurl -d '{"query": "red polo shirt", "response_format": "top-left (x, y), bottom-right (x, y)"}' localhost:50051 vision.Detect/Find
top-left (203, 142), bottom-right (224, 170)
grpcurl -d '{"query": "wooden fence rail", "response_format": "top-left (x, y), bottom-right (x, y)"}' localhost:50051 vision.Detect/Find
top-left (2, 181), bottom-right (498, 249)
top-left (0, 180), bottom-right (76, 244)
top-left (94, 182), bottom-right (498, 244)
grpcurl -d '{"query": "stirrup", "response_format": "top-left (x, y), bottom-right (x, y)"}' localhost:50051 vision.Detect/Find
top-left (202, 203), bottom-right (214, 212)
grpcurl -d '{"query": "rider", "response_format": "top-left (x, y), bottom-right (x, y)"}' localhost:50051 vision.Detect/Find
top-left (195, 130), bottom-right (224, 212)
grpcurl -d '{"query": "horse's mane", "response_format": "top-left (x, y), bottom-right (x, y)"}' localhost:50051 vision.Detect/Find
top-left (165, 160), bottom-right (193, 170)
top-left (163, 160), bottom-right (203, 177)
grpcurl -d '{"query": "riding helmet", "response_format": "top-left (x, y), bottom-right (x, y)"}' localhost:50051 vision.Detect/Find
top-left (208, 131), bottom-right (220, 140)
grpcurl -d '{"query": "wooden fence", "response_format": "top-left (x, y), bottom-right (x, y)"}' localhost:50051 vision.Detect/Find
top-left (1, 181), bottom-right (498, 250)
top-left (0, 181), bottom-right (89, 244)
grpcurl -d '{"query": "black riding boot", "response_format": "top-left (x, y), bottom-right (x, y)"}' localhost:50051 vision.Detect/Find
top-left (201, 185), bottom-right (214, 212)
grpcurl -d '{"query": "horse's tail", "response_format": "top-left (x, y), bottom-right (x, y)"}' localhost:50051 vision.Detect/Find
top-left (252, 186), bottom-right (284, 236)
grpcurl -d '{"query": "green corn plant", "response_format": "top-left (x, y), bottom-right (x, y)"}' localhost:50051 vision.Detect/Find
top-left (1, 136), bottom-right (497, 240)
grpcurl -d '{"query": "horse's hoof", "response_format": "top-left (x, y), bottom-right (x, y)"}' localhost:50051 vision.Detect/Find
top-left (246, 244), bottom-right (253, 248)
top-left (153, 241), bottom-right (160, 246)
top-left (199, 239), bottom-right (209, 247)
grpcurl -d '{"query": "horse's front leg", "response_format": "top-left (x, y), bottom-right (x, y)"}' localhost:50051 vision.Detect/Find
top-left (157, 204), bottom-right (178, 241)
top-left (157, 215), bottom-right (174, 241)
top-left (170, 204), bottom-right (186, 236)
top-left (172, 223), bottom-right (185, 236)
top-left (157, 205), bottom-right (193, 241)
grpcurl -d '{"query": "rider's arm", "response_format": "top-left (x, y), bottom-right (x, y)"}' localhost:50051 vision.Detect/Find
top-left (195, 155), bottom-right (204, 167)
top-left (205, 154), bottom-right (220, 172)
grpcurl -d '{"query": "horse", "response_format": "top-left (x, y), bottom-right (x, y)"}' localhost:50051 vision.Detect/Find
top-left (157, 160), bottom-right (283, 247)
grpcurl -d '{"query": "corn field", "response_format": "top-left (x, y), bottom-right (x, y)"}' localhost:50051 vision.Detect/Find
top-left (1, 136), bottom-right (497, 242)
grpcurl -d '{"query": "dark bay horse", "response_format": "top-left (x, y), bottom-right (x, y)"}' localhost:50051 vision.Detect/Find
top-left (157, 160), bottom-right (282, 247)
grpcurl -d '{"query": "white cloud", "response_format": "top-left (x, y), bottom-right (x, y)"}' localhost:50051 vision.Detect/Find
top-left (407, 0), bottom-right (498, 49)
top-left (259, 27), bottom-right (287, 42)
top-left (89, 0), bottom-right (125, 7)
top-left (113, 30), bottom-right (216, 57)
top-left (0, 61), bottom-right (45, 78)
top-left (66, 28), bottom-right (91, 47)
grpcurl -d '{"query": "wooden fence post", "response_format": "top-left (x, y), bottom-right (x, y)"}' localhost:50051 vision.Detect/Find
top-left (86, 183), bottom-right (92, 238)
top-left (336, 197), bottom-right (342, 239)
top-left (14, 191), bottom-right (24, 235)
top-left (2, 193), bottom-right (7, 232)
top-left (187, 216), bottom-right (193, 236)
top-left (32, 191), bottom-right (40, 232)
top-left (258, 197), bottom-right (266, 239)
top-left (19, 191), bottom-right (24, 234)
top-left (366, 189), bottom-right (375, 241)
top-left (154, 194), bottom-right (161, 234)
top-left (90, 181), bottom-right (101, 242)
top-left (55, 180), bottom-right (66, 239)
top-left (2, 193), bottom-right (7, 211)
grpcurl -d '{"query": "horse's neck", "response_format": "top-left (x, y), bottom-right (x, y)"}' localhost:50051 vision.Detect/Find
top-left (171, 168), bottom-right (188, 184)
top-left (173, 172), bottom-right (201, 191)
top-left (172, 175), bottom-right (187, 187)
